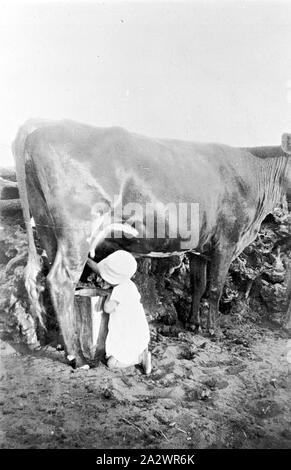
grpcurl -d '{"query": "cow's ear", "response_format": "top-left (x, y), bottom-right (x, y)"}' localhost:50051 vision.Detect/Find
top-left (281, 133), bottom-right (291, 154)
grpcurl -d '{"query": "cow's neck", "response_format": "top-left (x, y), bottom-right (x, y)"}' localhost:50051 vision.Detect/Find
top-left (255, 148), bottom-right (289, 216)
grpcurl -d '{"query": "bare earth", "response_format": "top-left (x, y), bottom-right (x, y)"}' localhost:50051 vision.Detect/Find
top-left (1, 312), bottom-right (290, 449)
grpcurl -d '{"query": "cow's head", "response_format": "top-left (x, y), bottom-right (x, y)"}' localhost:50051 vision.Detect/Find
top-left (281, 133), bottom-right (291, 210)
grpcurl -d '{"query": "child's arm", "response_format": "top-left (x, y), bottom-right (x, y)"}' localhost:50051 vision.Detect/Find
top-left (87, 257), bottom-right (100, 274)
top-left (95, 287), bottom-right (113, 297)
top-left (103, 298), bottom-right (119, 314)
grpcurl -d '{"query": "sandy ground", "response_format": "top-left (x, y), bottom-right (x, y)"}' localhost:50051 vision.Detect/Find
top-left (0, 311), bottom-right (290, 449)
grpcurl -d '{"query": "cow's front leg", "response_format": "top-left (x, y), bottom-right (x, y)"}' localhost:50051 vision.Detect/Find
top-left (187, 253), bottom-right (207, 332)
top-left (205, 248), bottom-right (234, 336)
top-left (47, 244), bottom-right (87, 367)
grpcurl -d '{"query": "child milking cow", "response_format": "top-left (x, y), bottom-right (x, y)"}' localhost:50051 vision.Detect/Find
top-left (87, 250), bottom-right (152, 375)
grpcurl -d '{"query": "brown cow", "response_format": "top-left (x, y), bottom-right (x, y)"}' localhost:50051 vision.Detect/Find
top-left (13, 119), bottom-right (291, 365)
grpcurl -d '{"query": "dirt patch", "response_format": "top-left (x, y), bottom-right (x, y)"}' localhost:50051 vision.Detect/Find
top-left (1, 314), bottom-right (290, 449)
top-left (1, 183), bottom-right (291, 448)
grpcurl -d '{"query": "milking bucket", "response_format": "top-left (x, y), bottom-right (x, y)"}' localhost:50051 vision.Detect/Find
top-left (74, 288), bottom-right (109, 363)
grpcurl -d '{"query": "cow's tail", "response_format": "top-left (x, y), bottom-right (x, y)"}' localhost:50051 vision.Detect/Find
top-left (12, 120), bottom-right (47, 329)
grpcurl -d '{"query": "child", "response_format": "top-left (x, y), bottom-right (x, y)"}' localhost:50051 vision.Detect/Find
top-left (87, 250), bottom-right (151, 375)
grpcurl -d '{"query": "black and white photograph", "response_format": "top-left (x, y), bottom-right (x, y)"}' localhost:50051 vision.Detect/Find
top-left (0, 0), bottom-right (290, 453)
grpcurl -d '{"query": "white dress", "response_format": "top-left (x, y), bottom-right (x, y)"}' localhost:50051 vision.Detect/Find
top-left (105, 280), bottom-right (150, 364)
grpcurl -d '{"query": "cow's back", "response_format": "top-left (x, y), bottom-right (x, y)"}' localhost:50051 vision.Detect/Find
top-left (26, 120), bottom-right (260, 207)
top-left (24, 120), bottom-right (280, 253)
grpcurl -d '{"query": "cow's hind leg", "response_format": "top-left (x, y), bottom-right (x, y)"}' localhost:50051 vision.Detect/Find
top-left (24, 250), bottom-right (46, 328)
top-left (205, 246), bottom-right (235, 336)
top-left (187, 253), bottom-right (207, 332)
top-left (47, 238), bottom-right (88, 366)
top-left (23, 168), bottom-right (58, 328)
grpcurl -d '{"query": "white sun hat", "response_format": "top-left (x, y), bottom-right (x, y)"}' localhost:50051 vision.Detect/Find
top-left (97, 250), bottom-right (137, 285)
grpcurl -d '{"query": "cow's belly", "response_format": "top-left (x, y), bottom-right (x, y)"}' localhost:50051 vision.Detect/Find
top-left (97, 230), bottom-right (206, 262)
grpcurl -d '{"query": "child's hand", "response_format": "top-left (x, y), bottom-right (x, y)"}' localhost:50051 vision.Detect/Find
top-left (104, 298), bottom-right (119, 314)
top-left (94, 287), bottom-right (112, 297)
top-left (87, 257), bottom-right (100, 274)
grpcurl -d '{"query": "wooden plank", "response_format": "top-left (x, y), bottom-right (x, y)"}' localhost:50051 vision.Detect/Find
top-left (0, 178), bottom-right (19, 200)
top-left (94, 305), bottom-right (109, 363)
top-left (91, 297), bottom-right (102, 346)
top-left (0, 167), bottom-right (17, 182)
top-left (0, 199), bottom-right (22, 213)
top-left (74, 295), bottom-right (93, 360)
top-left (74, 292), bottom-right (108, 364)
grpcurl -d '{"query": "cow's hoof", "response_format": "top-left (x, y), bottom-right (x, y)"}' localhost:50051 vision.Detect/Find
top-left (78, 364), bottom-right (90, 371)
top-left (66, 355), bottom-right (85, 369)
top-left (194, 325), bottom-right (202, 334)
top-left (208, 329), bottom-right (224, 341)
top-left (207, 329), bottom-right (217, 340)
top-left (67, 355), bottom-right (77, 368)
top-left (186, 323), bottom-right (202, 334)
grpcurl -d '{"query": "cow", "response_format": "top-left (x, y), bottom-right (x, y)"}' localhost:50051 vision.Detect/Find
top-left (13, 119), bottom-right (291, 366)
